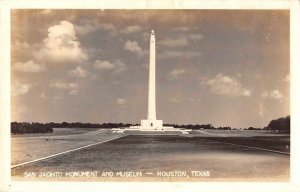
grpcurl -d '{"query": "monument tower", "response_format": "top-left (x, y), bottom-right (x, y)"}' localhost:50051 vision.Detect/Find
top-left (138, 30), bottom-right (164, 130)
top-left (114, 30), bottom-right (190, 134)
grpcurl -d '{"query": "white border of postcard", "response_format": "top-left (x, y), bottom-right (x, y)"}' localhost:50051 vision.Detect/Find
top-left (1, 0), bottom-right (300, 192)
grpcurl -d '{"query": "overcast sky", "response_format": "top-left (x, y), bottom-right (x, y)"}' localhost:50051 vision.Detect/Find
top-left (11, 9), bottom-right (289, 128)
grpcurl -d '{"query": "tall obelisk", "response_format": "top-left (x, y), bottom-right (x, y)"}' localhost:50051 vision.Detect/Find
top-left (123, 29), bottom-right (189, 133)
top-left (148, 30), bottom-right (156, 120)
top-left (128, 29), bottom-right (180, 132)
top-left (139, 29), bottom-right (163, 129)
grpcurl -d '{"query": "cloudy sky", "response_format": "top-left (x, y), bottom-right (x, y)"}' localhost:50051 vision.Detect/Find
top-left (11, 9), bottom-right (289, 128)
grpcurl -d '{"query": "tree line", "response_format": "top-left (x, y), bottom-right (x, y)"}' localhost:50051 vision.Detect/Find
top-left (10, 122), bottom-right (136, 134)
top-left (264, 115), bottom-right (290, 133)
top-left (11, 122), bottom-right (53, 134)
top-left (11, 115), bottom-right (290, 134)
top-left (164, 124), bottom-right (233, 130)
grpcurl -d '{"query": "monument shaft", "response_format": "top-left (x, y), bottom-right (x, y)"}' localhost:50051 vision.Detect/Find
top-left (148, 30), bottom-right (156, 120)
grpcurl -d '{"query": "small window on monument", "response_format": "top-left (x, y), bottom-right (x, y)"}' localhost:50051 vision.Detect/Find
top-left (151, 123), bottom-right (153, 126)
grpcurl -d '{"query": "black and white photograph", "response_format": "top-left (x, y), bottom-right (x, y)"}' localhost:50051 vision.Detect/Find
top-left (1, 1), bottom-right (300, 191)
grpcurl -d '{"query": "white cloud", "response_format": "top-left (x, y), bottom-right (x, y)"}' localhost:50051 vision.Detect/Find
top-left (94, 59), bottom-right (126, 73)
top-left (75, 21), bottom-right (98, 35)
top-left (160, 36), bottom-right (188, 47)
top-left (188, 34), bottom-right (203, 41)
top-left (50, 81), bottom-right (79, 95)
top-left (94, 60), bottom-right (115, 70)
top-left (35, 20), bottom-right (87, 63)
top-left (14, 60), bottom-right (46, 73)
top-left (112, 60), bottom-right (127, 73)
top-left (203, 73), bottom-right (251, 97)
top-left (169, 69), bottom-right (186, 79)
top-left (84, 47), bottom-right (103, 58)
top-left (13, 40), bottom-right (29, 52)
top-left (50, 81), bottom-right (79, 90)
top-left (121, 25), bottom-right (142, 34)
top-left (261, 90), bottom-right (284, 100)
top-left (116, 98), bottom-right (127, 105)
top-left (68, 66), bottom-right (89, 78)
top-left (75, 20), bottom-right (116, 35)
top-left (159, 34), bottom-right (203, 48)
top-left (12, 82), bottom-right (32, 96)
top-left (159, 50), bottom-right (200, 59)
top-left (124, 40), bottom-right (143, 57)
top-left (270, 90), bottom-right (284, 100)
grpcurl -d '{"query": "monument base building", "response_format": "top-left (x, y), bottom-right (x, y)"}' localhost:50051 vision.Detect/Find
top-left (129, 120), bottom-right (188, 133)
top-left (112, 118), bottom-right (190, 134)
top-left (113, 121), bottom-right (190, 134)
